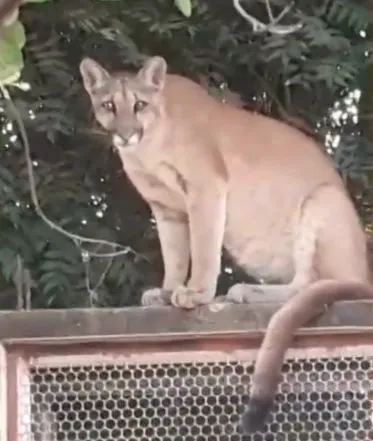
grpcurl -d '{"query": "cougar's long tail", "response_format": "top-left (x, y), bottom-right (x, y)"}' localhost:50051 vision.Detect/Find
top-left (241, 280), bottom-right (373, 433)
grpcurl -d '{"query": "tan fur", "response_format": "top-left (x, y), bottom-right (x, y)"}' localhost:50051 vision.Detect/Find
top-left (80, 56), bottom-right (373, 432)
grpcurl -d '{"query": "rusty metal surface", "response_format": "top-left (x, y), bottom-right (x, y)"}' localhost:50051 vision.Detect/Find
top-left (0, 301), bottom-right (373, 345)
top-left (0, 346), bottom-right (6, 441)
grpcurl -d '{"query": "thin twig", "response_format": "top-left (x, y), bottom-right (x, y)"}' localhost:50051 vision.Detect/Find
top-left (233, 0), bottom-right (303, 35)
top-left (0, 0), bottom-right (20, 22)
top-left (264, 0), bottom-right (275, 22)
top-left (84, 252), bottom-right (115, 307)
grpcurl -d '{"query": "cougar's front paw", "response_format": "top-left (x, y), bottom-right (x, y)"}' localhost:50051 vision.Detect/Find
top-left (171, 286), bottom-right (215, 310)
top-left (141, 288), bottom-right (172, 307)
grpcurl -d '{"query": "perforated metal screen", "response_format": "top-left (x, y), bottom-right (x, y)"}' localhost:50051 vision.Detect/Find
top-left (19, 349), bottom-right (373, 441)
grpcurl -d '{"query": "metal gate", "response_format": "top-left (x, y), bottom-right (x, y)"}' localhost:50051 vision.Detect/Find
top-left (0, 301), bottom-right (372, 441)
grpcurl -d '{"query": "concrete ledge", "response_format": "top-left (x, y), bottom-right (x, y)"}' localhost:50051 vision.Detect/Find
top-left (0, 300), bottom-right (373, 344)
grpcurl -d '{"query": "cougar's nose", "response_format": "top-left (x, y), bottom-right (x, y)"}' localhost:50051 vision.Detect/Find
top-left (112, 127), bottom-right (144, 149)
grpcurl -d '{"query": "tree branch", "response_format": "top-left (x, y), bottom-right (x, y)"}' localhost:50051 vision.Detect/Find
top-left (233, 0), bottom-right (303, 35)
top-left (0, 0), bottom-right (20, 22)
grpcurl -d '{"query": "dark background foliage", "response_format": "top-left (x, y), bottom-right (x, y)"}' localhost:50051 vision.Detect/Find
top-left (0, 0), bottom-right (372, 309)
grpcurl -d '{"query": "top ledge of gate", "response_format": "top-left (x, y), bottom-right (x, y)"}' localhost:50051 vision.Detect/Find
top-left (0, 300), bottom-right (373, 344)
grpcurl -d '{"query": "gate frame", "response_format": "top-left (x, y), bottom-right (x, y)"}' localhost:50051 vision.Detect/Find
top-left (1, 300), bottom-right (373, 441)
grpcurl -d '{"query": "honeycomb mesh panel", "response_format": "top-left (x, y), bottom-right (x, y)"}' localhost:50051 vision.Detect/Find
top-left (21, 353), bottom-right (373, 441)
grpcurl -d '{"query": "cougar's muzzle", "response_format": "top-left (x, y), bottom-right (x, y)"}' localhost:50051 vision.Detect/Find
top-left (112, 127), bottom-right (144, 149)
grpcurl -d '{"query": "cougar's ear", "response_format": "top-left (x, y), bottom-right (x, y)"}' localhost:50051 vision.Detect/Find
top-left (137, 56), bottom-right (167, 90)
top-left (79, 58), bottom-right (110, 93)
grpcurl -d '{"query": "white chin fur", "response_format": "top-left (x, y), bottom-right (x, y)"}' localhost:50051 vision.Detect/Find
top-left (127, 132), bottom-right (141, 146)
top-left (112, 134), bottom-right (126, 149)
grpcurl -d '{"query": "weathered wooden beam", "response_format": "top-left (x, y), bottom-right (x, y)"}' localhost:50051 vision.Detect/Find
top-left (0, 300), bottom-right (372, 344)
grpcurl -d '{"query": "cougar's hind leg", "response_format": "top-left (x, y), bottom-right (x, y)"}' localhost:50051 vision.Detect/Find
top-left (224, 212), bottom-right (319, 305)
top-left (240, 184), bottom-right (369, 433)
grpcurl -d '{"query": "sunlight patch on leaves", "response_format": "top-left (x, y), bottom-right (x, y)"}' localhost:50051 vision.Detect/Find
top-left (174, 0), bottom-right (192, 17)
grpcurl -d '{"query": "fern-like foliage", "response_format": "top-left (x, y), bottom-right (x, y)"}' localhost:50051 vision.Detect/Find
top-left (321, 0), bottom-right (372, 32)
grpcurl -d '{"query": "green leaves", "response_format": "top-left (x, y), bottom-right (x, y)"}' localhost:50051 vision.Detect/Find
top-left (0, 247), bottom-right (20, 282)
top-left (38, 245), bottom-right (81, 301)
top-left (0, 20), bottom-right (26, 84)
top-left (324, 0), bottom-right (373, 33)
top-left (174, 0), bottom-right (192, 17)
top-left (0, 0), bottom-right (53, 85)
top-left (93, 0), bottom-right (194, 17)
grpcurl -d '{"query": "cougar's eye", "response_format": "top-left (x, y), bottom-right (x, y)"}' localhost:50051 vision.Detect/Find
top-left (133, 100), bottom-right (148, 113)
top-left (102, 100), bottom-right (115, 113)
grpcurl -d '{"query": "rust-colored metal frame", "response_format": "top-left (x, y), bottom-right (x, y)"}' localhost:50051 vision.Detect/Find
top-left (1, 300), bottom-right (373, 441)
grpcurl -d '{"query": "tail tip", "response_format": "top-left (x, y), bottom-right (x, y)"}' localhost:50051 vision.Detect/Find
top-left (241, 396), bottom-right (272, 433)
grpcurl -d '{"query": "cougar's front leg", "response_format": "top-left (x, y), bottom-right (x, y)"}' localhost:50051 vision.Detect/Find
top-left (141, 203), bottom-right (190, 307)
top-left (171, 186), bottom-right (227, 309)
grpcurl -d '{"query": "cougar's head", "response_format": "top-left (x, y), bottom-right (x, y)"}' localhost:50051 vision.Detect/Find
top-left (79, 56), bottom-right (167, 149)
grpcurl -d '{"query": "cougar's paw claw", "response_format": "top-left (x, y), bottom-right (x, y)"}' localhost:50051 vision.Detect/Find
top-left (171, 286), bottom-right (214, 310)
top-left (141, 288), bottom-right (172, 307)
top-left (241, 396), bottom-right (272, 433)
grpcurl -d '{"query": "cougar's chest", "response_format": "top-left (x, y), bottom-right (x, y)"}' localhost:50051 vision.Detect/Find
top-left (118, 149), bottom-right (187, 211)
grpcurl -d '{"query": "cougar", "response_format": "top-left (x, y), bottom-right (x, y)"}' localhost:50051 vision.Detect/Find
top-left (80, 55), bottom-right (373, 432)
